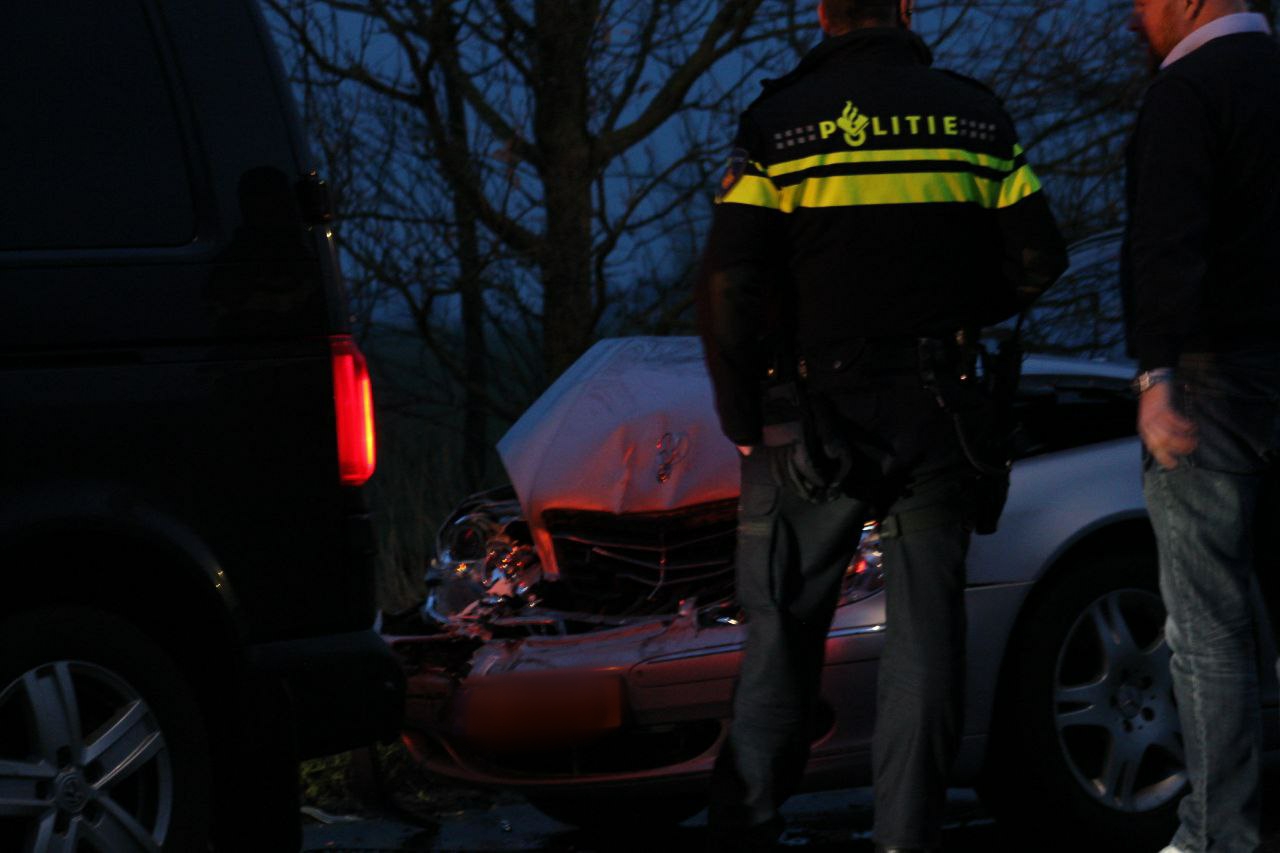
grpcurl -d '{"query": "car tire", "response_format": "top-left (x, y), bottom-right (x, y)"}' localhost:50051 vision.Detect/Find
top-left (0, 606), bottom-right (213, 852)
top-left (981, 547), bottom-right (1184, 852)
top-left (526, 791), bottom-right (705, 831)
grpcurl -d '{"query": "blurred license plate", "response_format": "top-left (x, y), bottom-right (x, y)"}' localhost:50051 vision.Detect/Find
top-left (462, 675), bottom-right (624, 744)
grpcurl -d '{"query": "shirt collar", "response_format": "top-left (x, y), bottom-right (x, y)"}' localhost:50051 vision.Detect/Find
top-left (813, 27), bottom-right (934, 69)
top-left (760, 28), bottom-right (932, 96)
top-left (1161, 12), bottom-right (1272, 69)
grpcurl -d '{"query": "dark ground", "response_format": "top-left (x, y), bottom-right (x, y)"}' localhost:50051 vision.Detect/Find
top-left (303, 781), bottom-right (1280, 852)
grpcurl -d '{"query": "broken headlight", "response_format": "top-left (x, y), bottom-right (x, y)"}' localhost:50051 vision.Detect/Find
top-left (840, 521), bottom-right (885, 605)
top-left (425, 509), bottom-right (544, 624)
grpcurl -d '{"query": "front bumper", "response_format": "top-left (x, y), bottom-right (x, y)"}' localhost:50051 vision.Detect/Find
top-left (249, 628), bottom-right (405, 758)
top-left (387, 606), bottom-right (888, 792)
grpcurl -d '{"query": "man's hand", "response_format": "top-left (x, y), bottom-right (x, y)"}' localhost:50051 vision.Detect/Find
top-left (1138, 381), bottom-right (1197, 469)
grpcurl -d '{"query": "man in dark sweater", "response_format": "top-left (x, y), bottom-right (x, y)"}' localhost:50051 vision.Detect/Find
top-left (1124, 1), bottom-right (1279, 851)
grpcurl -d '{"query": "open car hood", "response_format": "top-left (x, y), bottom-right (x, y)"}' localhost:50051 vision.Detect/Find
top-left (496, 336), bottom-right (1135, 580)
top-left (497, 337), bottom-right (740, 579)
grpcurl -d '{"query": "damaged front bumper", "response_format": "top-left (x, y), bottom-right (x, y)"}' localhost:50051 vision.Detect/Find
top-left (383, 589), bottom-right (888, 793)
top-left (385, 451), bottom-right (888, 792)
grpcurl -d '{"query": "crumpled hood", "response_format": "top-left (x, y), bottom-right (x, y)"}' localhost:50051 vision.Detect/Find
top-left (497, 337), bottom-right (740, 579)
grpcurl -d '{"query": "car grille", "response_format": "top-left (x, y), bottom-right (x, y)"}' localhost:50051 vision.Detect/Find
top-left (541, 499), bottom-right (737, 617)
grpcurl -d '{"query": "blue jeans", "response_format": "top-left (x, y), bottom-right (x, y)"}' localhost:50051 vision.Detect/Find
top-left (1143, 351), bottom-right (1280, 853)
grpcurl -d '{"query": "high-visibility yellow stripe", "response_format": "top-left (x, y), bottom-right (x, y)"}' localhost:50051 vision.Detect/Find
top-left (998, 163), bottom-right (1042, 208)
top-left (776, 171), bottom-right (1002, 211)
top-left (718, 174), bottom-right (782, 210)
top-left (721, 159), bottom-right (1044, 212)
top-left (766, 147), bottom-right (1018, 179)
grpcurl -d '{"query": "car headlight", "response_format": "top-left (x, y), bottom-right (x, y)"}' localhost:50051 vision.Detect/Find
top-left (840, 521), bottom-right (885, 605)
top-left (438, 513), bottom-right (498, 567)
top-left (426, 512), bottom-right (544, 624)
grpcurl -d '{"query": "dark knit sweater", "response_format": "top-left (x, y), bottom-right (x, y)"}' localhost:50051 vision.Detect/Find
top-left (1123, 32), bottom-right (1280, 371)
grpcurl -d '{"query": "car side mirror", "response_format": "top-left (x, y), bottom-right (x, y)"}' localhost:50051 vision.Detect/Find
top-left (296, 170), bottom-right (334, 225)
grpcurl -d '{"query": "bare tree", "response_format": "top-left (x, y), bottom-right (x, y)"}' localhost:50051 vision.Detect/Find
top-left (266, 1), bottom-right (806, 603)
top-left (273, 1), bottom-right (1163, 437)
top-left (267, 0), bottom-right (802, 443)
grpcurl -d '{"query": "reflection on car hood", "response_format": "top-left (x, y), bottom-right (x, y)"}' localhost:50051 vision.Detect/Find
top-left (1021, 353), bottom-right (1132, 379)
top-left (497, 337), bottom-right (740, 579)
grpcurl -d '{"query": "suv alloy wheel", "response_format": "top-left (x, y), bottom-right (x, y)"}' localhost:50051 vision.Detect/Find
top-left (0, 609), bottom-right (211, 852)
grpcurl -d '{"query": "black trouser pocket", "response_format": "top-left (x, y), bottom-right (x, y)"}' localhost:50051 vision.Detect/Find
top-left (737, 453), bottom-right (781, 607)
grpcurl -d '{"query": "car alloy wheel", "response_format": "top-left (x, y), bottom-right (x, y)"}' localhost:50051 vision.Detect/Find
top-left (980, 546), bottom-right (1184, 851)
top-left (1053, 588), bottom-right (1185, 813)
top-left (0, 608), bottom-right (211, 853)
top-left (0, 661), bottom-right (173, 852)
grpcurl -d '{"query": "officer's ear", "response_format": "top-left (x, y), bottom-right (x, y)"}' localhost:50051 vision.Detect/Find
top-left (817, 0), bottom-right (833, 35)
top-left (898, 0), bottom-right (914, 29)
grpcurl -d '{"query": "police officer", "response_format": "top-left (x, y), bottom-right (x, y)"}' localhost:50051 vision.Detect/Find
top-left (697, 1), bottom-right (1067, 850)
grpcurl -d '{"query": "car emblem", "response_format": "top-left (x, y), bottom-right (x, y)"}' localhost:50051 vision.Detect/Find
top-left (55, 770), bottom-right (90, 814)
top-left (655, 432), bottom-right (689, 483)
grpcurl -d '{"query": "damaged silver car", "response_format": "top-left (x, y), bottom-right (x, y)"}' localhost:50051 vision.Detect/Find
top-left (384, 242), bottom-right (1279, 846)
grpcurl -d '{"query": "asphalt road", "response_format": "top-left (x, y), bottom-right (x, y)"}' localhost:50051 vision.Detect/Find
top-left (302, 786), bottom-right (1280, 852)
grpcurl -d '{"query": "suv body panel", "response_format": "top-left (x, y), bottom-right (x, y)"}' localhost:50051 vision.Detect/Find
top-left (0, 0), bottom-right (401, 760)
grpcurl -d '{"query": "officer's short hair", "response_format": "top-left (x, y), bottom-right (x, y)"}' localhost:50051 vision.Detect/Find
top-left (822, 0), bottom-right (898, 29)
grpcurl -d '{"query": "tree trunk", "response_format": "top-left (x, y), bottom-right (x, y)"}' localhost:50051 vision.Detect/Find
top-left (533, 0), bottom-right (598, 380)
top-left (456, 200), bottom-right (489, 488)
top-left (440, 2), bottom-right (489, 487)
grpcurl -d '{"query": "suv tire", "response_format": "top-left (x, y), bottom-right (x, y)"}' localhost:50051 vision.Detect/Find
top-left (0, 607), bottom-right (212, 852)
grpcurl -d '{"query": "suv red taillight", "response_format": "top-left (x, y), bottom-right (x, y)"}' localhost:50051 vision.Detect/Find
top-left (330, 335), bottom-right (376, 486)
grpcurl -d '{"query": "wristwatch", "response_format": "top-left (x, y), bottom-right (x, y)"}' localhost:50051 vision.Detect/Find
top-left (1131, 368), bottom-right (1173, 395)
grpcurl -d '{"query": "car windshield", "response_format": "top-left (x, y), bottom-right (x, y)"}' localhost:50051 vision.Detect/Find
top-left (1000, 229), bottom-right (1127, 361)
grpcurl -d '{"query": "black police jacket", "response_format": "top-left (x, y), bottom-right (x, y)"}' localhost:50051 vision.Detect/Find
top-left (696, 28), bottom-right (1067, 446)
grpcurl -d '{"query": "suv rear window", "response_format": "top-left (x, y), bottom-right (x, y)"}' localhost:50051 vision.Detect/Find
top-left (0, 2), bottom-right (196, 251)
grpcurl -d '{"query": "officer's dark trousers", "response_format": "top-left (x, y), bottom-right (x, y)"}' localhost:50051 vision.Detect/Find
top-left (708, 374), bottom-right (972, 850)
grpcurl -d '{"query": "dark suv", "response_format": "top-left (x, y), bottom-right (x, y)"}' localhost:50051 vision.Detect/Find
top-left (0, 2), bottom-right (403, 850)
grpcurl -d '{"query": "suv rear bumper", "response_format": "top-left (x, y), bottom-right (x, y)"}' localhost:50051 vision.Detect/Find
top-left (248, 628), bottom-right (405, 758)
